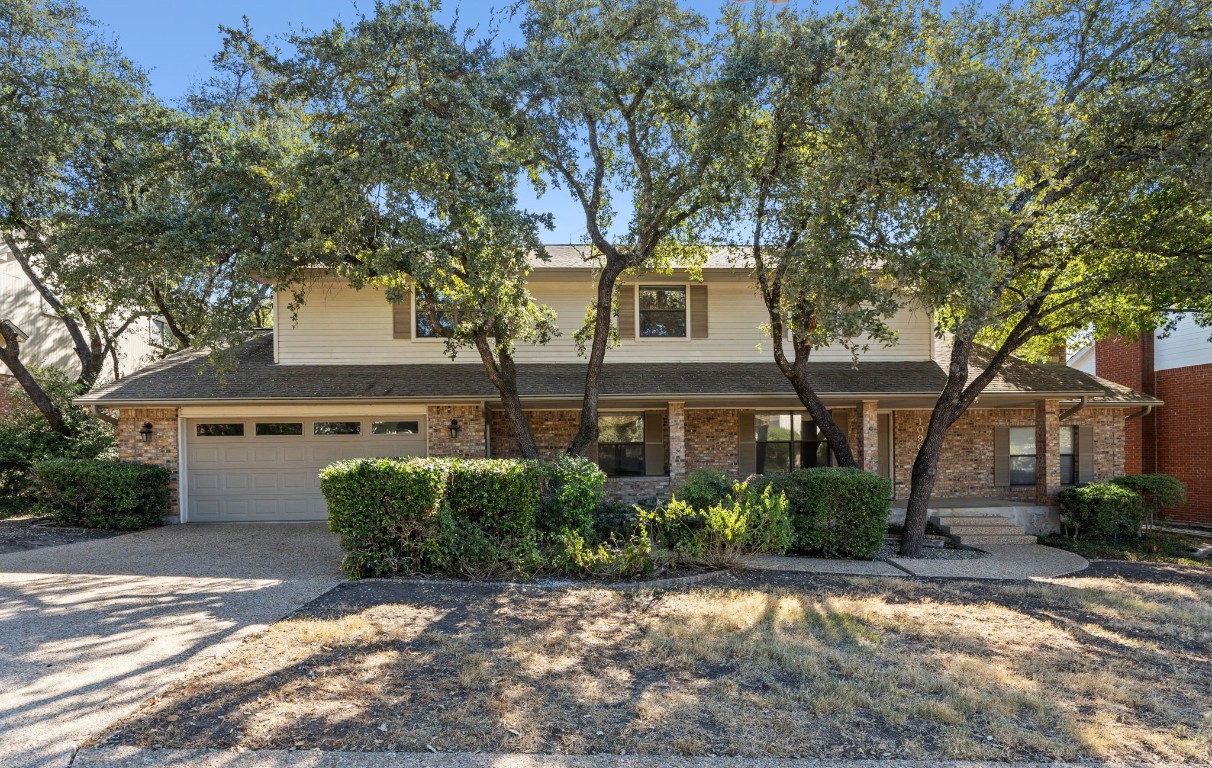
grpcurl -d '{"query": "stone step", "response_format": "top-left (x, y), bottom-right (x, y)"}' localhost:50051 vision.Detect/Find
top-left (952, 533), bottom-right (1039, 547)
top-left (939, 524), bottom-right (1027, 536)
top-left (930, 514), bottom-right (1019, 529)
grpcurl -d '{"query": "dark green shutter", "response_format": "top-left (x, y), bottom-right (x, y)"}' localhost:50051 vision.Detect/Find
top-left (737, 411), bottom-right (756, 476)
top-left (644, 411), bottom-right (664, 475)
top-left (1077, 425), bottom-right (1095, 483)
top-left (994, 426), bottom-right (1010, 486)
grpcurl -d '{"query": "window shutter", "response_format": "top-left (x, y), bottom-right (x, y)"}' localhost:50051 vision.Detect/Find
top-left (690, 284), bottom-right (708, 339)
top-left (616, 284), bottom-right (635, 339)
top-left (391, 291), bottom-right (412, 340)
top-left (1077, 424), bottom-right (1095, 483)
top-left (832, 410), bottom-right (849, 456)
top-left (737, 411), bottom-right (756, 476)
top-left (993, 426), bottom-right (1010, 486)
top-left (643, 410), bottom-right (664, 476)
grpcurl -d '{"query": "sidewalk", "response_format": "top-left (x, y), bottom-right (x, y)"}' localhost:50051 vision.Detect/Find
top-left (743, 543), bottom-right (1088, 580)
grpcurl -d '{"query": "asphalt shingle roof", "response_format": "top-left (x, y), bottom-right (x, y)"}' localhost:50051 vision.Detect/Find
top-left (77, 332), bottom-right (1157, 407)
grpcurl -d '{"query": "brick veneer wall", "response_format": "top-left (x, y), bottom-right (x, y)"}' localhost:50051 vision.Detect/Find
top-left (891, 407), bottom-right (1124, 502)
top-left (1153, 365), bottom-right (1212, 525)
top-left (604, 476), bottom-right (672, 503)
top-left (1096, 334), bottom-right (1152, 474)
top-left (427, 405), bottom-right (486, 458)
top-left (684, 409), bottom-right (738, 476)
top-left (488, 409), bottom-right (579, 459)
top-left (117, 408), bottom-right (181, 520)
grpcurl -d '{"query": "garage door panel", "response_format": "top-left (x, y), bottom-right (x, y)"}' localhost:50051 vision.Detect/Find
top-left (185, 417), bottom-right (427, 523)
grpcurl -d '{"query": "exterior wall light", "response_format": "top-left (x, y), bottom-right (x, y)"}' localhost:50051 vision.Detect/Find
top-left (139, 422), bottom-right (154, 443)
top-left (448, 418), bottom-right (460, 439)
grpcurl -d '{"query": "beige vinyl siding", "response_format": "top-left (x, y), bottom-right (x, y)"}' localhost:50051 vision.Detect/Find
top-left (275, 274), bottom-right (935, 365)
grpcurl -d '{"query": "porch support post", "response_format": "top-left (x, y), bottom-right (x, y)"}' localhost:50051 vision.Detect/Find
top-left (1035, 399), bottom-right (1061, 504)
top-left (856, 400), bottom-right (880, 474)
top-left (668, 401), bottom-right (687, 482)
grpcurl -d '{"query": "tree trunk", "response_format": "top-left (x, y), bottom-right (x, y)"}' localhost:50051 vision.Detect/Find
top-left (473, 331), bottom-right (540, 460)
top-left (785, 353), bottom-right (858, 468)
top-left (567, 260), bottom-right (625, 456)
top-left (0, 321), bottom-right (71, 436)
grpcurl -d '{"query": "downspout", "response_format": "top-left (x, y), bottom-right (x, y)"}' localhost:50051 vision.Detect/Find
top-left (1125, 404), bottom-right (1153, 422)
top-left (1059, 396), bottom-right (1088, 422)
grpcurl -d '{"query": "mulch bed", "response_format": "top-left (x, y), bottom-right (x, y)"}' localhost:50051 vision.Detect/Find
top-left (0, 515), bottom-right (130, 555)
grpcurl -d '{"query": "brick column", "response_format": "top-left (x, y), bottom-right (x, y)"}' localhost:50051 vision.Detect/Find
top-left (856, 400), bottom-right (880, 474)
top-left (117, 407), bottom-right (180, 520)
top-left (1035, 399), bottom-right (1061, 504)
top-left (668, 401), bottom-right (687, 482)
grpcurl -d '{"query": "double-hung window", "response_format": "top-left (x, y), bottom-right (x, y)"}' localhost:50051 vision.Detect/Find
top-left (1009, 427), bottom-right (1037, 485)
top-left (638, 286), bottom-right (687, 338)
top-left (597, 413), bottom-right (646, 476)
top-left (1060, 425), bottom-right (1077, 485)
top-left (755, 413), bottom-right (831, 474)
top-left (415, 288), bottom-right (458, 338)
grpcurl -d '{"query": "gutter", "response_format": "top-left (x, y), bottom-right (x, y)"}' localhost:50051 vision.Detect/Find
top-left (1059, 396), bottom-right (1088, 421)
top-left (1125, 404), bottom-right (1154, 421)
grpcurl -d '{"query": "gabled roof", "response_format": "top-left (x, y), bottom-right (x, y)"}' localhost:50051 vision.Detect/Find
top-left (77, 331), bottom-right (1160, 407)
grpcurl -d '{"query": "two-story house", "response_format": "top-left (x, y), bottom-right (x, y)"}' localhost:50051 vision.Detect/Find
top-left (77, 247), bottom-right (1157, 527)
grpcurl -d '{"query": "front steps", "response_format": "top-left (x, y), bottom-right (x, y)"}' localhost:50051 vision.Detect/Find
top-left (929, 511), bottom-right (1039, 548)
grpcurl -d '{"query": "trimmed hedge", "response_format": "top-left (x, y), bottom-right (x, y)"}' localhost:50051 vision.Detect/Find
top-left (1111, 474), bottom-right (1186, 526)
top-left (33, 459), bottom-right (170, 530)
top-left (760, 467), bottom-right (891, 559)
top-left (320, 456), bottom-right (631, 579)
top-left (1057, 482), bottom-right (1147, 541)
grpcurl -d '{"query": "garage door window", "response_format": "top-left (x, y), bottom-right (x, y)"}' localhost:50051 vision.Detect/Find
top-left (196, 423), bottom-right (244, 437)
top-left (314, 421), bottom-right (361, 435)
top-left (255, 422), bottom-right (303, 436)
top-left (372, 420), bottom-right (420, 435)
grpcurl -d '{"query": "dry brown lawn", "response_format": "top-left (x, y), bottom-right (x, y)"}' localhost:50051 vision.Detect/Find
top-left (103, 566), bottom-right (1212, 762)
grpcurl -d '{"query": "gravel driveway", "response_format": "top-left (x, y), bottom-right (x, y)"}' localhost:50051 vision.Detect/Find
top-left (0, 523), bottom-right (342, 768)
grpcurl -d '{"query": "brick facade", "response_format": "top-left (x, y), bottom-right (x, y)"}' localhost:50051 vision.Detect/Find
top-left (427, 405), bottom-right (486, 458)
top-left (488, 409), bottom-right (580, 460)
top-left (1096, 334), bottom-right (1152, 474)
top-left (116, 407), bottom-right (180, 521)
top-left (684, 408), bottom-right (739, 476)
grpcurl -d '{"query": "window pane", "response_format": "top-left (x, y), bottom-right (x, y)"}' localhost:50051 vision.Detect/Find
top-left (1009, 427), bottom-right (1036, 456)
top-left (1059, 426), bottom-right (1075, 455)
top-left (1010, 455), bottom-right (1037, 486)
top-left (598, 443), bottom-right (645, 476)
top-left (371, 420), bottom-right (420, 435)
top-left (757, 442), bottom-right (792, 474)
top-left (800, 440), bottom-right (830, 469)
top-left (598, 413), bottom-right (645, 444)
top-left (638, 286), bottom-right (687, 338)
top-left (1060, 455), bottom-right (1076, 485)
top-left (196, 423), bottom-right (244, 437)
top-left (314, 421), bottom-right (361, 435)
top-left (415, 289), bottom-right (457, 338)
top-left (755, 413), bottom-right (795, 442)
top-left (255, 422), bottom-right (303, 436)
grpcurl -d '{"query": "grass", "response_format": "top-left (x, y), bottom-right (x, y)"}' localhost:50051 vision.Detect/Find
top-left (1041, 531), bottom-right (1209, 567)
top-left (101, 569), bottom-right (1212, 763)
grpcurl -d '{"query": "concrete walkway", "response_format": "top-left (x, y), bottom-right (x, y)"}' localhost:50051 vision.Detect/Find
top-left (744, 544), bottom-right (1088, 580)
top-left (71, 747), bottom-right (1188, 768)
top-left (0, 524), bottom-right (343, 768)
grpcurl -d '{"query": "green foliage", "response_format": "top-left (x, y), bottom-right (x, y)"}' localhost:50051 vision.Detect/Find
top-left (539, 455), bottom-right (605, 538)
top-left (547, 527), bottom-right (655, 580)
top-left (1112, 474), bottom-right (1187, 525)
top-left (1057, 483), bottom-right (1148, 542)
top-left (675, 469), bottom-right (732, 511)
top-left (32, 459), bottom-right (169, 530)
top-left (762, 468), bottom-right (891, 559)
top-left (0, 370), bottom-right (115, 516)
top-left (641, 478), bottom-right (792, 567)
top-left (1041, 531), bottom-right (1208, 568)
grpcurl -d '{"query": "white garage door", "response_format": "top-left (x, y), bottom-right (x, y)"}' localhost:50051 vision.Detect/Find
top-left (184, 416), bottom-right (427, 522)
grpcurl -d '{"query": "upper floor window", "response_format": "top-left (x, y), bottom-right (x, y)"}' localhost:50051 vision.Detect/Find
top-left (415, 288), bottom-right (458, 339)
top-left (755, 413), bottom-right (830, 474)
top-left (597, 413), bottom-right (645, 476)
top-left (638, 286), bottom-right (687, 338)
top-left (1009, 427), bottom-right (1036, 485)
top-left (1060, 425), bottom-right (1077, 485)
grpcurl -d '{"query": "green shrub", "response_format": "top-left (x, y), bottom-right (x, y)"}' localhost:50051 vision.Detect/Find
top-left (592, 498), bottom-right (641, 541)
top-left (320, 457), bottom-right (448, 578)
top-left (641, 478), bottom-right (792, 567)
top-left (547, 527), bottom-right (654, 580)
top-left (33, 459), bottom-right (169, 530)
top-left (675, 469), bottom-right (732, 511)
top-left (1112, 474), bottom-right (1186, 526)
top-left (1057, 482), bottom-right (1147, 541)
top-left (538, 455), bottom-right (605, 538)
top-left (1, 369), bottom-right (115, 517)
top-left (762, 467), bottom-right (891, 559)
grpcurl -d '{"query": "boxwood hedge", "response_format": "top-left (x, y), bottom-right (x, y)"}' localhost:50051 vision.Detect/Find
top-left (33, 458), bottom-right (170, 530)
top-left (759, 467), bottom-right (892, 559)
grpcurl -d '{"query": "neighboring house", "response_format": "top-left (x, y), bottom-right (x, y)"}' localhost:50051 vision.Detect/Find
top-left (1070, 315), bottom-right (1211, 527)
top-left (77, 247), bottom-right (1156, 526)
top-left (0, 244), bottom-right (161, 389)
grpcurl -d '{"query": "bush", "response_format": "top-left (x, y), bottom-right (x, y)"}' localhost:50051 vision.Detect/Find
top-left (320, 457), bottom-right (448, 578)
top-left (538, 455), bottom-right (605, 538)
top-left (0, 369), bottom-right (115, 517)
top-left (761, 468), bottom-right (891, 559)
top-left (591, 498), bottom-right (641, 541)
top-left (33, 459), bottom-right (169, 530)
top-left (547, 527), bottom-right (654, 580)
top-left (640, 478), bottom-right (792, 567)
top-left (1112, 474), bottom-right (1186, 526)
top-left (1057, 482), bottom-right (1147, 541)
top-left (675, 469), bottom-right (732, 511)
